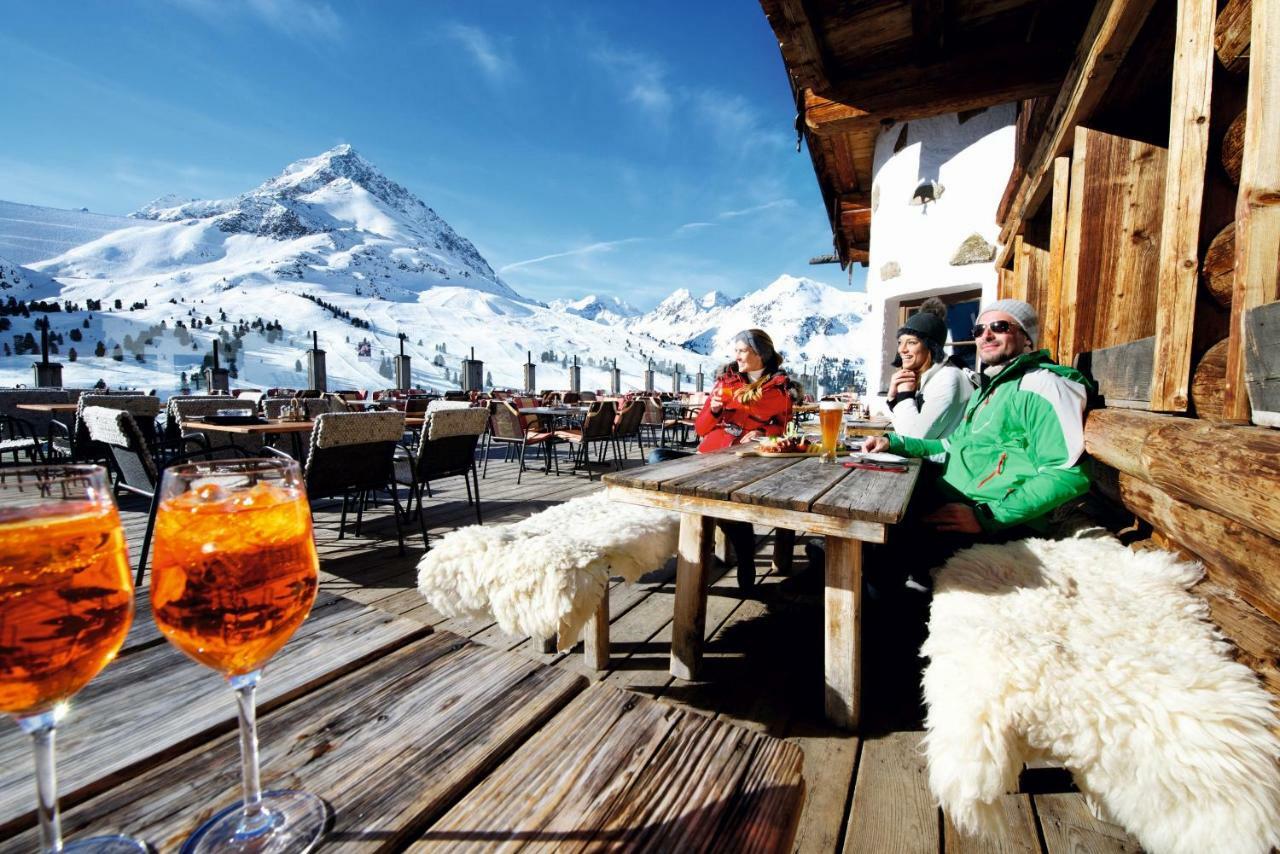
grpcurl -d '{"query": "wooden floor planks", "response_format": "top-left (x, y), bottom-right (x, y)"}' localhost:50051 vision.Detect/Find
top-left (90, 451), bottom-right (1136, 853)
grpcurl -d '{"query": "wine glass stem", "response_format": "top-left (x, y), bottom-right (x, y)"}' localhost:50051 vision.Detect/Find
top-left (230, 670), bottom-right (270, 835)
top-left (19, 711), bottom-right (63, 853)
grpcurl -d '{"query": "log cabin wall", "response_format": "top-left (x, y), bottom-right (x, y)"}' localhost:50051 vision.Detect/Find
top-left (761, 0), bottom-right (1279, 700)
top-left (995, 0), bottom-right (1280, 699)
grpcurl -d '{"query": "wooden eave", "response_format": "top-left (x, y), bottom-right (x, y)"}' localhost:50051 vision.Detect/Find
top-left (761, 0), bottom-right (1091, 268)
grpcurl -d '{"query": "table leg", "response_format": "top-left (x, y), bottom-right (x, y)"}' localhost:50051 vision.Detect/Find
top-left (583, 589), bottom-right (609, 670)
top-left (670, 513), bottom-right (714, 681)
top-left (771, 528), bottom-right (796, 575)
top-left (824, 536), bottom-right (862, 730)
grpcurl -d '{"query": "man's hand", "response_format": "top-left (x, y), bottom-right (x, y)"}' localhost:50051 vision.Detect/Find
top-left (862, 436), bottom-right (890, 453)
top-left (889, 368), bottom-right (918, 396)
top-left (923, 503), bottom-right (983, 534)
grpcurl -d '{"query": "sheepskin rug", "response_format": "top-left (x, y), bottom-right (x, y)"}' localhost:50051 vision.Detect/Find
top-left (923, 535), bottom-right (1280, 854)
top-left (417, 491), bottom-right (678, 650)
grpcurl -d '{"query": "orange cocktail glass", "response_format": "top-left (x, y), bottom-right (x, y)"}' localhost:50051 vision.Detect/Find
top-left (150, 458), bottom-right (324, 853)
top-left (0, 465), bottom-right (144, 853)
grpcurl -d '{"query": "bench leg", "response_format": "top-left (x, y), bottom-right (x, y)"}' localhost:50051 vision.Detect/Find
top-left (670, 513), bottom-right (714, 681)
top-left (583, 589), bottom-right (610, 670)
top-left (824, 536), bottom-right (862, 730)
top-left (539, 635), bottom-right (557, 654)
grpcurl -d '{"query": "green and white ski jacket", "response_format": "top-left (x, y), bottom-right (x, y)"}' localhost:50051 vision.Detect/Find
top-left (886, 350), bottom-right (1091, 532)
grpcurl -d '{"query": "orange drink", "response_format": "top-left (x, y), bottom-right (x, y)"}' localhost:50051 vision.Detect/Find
top-left (0, 465), bottom-right (145, 854)
top-left (151, 458), bottom-right (327, 853)
top-left (819, 401), bottom-right (844, 463)
top-left (151, 477), bottom-right (318, 676)
top-left (0, 501), bottom-right (133, 716)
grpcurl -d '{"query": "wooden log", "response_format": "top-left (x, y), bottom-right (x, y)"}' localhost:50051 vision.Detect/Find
top-left (1216, 0), bottom-right (1252, 73)
top-left (1119, 473), bottom-right (1280, 623)
top-left (1244, 300), bottom-right (1280, 427)
top-left (1225, 0), bottom-right (1280, 421)
top-left (1221, 108), bottom-right (1246, 185)
top-left (998, 0), bottom-right (1158, 246)
top-left (670, 513), bottom-right (714, 681)
top-left (1201, 221), bottom-right (1235, 308)
top-left (1081, 337), bottom-right (1156, 409)
top-left (1083, 408), bottom-right (1280, 542)
top-left (1190, 337), bottom-right (1229, 420)
top-left (1151, 0), bottom-right (1216, 412)
top-left (1194, 580), bottom-right (1280, 699)
top-left (1058, 127), bottom-right (1167, 363)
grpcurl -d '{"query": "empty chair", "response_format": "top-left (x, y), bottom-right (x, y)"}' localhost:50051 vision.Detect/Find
top-left (484, 400), bottom-right (559, 484)
top-left (0, 389), bottom-right (74, 451)
top-left (578, 391), bottom-right (597, 402)
top-left (611, 400), bottom-right (647, 465)
top-left (166, 396), bottom-right (263, 454)
top-left (51, 394), bottom-right (162, 463)
top-left (304, 411), bottom-right (412, 554)
top-left (395, 404), bottom-right (489, 528)
top-left (80, 405), bottom-right (246, 583)
top-left (555, 401), bottom-right (617, 480)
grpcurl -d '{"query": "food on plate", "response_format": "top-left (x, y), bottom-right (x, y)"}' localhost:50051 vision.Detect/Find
top-left (757, 435), bottom-right (814, 454)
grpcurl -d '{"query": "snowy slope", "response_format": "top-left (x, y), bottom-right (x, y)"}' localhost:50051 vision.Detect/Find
top-left (0, 256), bottom-right (63, 300)
top-left (0, 200), bottom-right (158, 266)
top-left (548, 294), bottom-right (641, 326)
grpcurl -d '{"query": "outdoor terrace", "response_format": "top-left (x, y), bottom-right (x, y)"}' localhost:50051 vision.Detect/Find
top-left (16, 447), bottom-right (1142, 853)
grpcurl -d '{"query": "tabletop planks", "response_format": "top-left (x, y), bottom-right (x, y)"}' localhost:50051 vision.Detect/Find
top-left (733, 457), bottom-right (852, 512)
top-left (3, 632), bottom-right (586, 852)
top-left (0, 593), bottom-right (429, 832)
top-left (414, 682), bottom-right (805, 852)
top-left (811, 459), bottom-right (921, 523)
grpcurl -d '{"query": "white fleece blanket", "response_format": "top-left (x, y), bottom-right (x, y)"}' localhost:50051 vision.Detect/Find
top-left (923, 535), bottom-right (1280, 854)
top-left (417, 491), bottom-right (678, 650)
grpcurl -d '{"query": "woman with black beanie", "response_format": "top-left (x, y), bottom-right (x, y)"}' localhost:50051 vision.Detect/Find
top-left (887, 297), bottom-right (973, 439)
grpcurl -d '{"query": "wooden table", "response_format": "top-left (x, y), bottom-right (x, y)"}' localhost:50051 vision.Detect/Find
top-left (15, 402), bottom-right (79, 413)
top-left (603, 449), bottom-right (921, 730)
top-left (0, 594), bottom-right (804, 851)
top-left (844, 417), bottom-right (892, 437)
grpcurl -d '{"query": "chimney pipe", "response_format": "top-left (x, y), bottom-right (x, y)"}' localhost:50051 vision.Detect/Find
top-left (40, 324), bottom-right (49, 364)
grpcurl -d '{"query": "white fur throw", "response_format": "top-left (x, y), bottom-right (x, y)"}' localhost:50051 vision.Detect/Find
top-left (416, 491), bottom-right (678, 650)
top-left (923, 535), bottom-right (1280, 854)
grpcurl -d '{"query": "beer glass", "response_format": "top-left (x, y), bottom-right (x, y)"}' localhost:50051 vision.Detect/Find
top-left (818, 401), bottom-right (844, 463)
top-left (151, 458), bottom-right (324, 853)
top-left (0, 465), bottom-right (144, 853)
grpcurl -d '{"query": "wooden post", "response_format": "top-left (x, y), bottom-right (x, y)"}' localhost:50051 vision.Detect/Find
top-left (1225, 0), bottom-right (1280, 422)
top-left (568, 355), bottom-right (581, 394)
top-left (1042, 156), bottom-right (1072, 361)
top-left (583, 591), bottom-right (610, 671)
top-left (1150, 0), bottom-right (1216, 412)
top-left (306, 330), bottom-right (328, 392)
top-left (825, 535), bottom-right (862, 730)
top-left (523, 351), bottom-right (536, 395)
top-left (670, 513), bottom-right (714, 681)
top-left (394, 336), bottom-right (411, 391)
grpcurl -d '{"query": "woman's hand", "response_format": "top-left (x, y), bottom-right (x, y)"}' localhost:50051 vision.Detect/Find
top-left (889, 368), bottom-right (918, 396)
top-left (709, 395), bottom-right (724, 415)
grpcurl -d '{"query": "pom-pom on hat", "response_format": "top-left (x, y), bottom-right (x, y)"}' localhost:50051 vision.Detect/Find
top-left (978, 298), bottom-right (1039, 346)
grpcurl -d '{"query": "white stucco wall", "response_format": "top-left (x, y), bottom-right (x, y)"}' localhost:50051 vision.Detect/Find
top-left (861, 104), bottom-right (1015, 402)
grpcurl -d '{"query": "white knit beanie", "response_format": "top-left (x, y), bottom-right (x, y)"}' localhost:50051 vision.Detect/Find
top-left (978, 299), bottom-right (1039, 346)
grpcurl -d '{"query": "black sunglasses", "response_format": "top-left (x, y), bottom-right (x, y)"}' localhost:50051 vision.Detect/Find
top-left (971, 320), bottom-right (1021, 338)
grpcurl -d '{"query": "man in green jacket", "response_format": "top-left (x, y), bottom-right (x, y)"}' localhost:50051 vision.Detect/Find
top-left (865, 298), bottom-right (1091, 537)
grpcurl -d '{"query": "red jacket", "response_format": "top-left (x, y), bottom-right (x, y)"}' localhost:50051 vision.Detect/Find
top-left (694, 371), bottom-right (793, 452)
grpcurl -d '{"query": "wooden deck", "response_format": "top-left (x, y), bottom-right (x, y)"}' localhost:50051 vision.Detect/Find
top-left (110, 448), bottom-right (1143, 853)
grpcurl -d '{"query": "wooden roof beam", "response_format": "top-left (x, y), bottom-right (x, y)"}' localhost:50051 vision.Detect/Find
top-left (802, 42), bottom-right (1067, 136)
top-left (761, 0), bottom-right (831, 92)
top-left (912, 0), bottom-right (948, 61)
top-left (996, 0), bottom-right (1158, 246)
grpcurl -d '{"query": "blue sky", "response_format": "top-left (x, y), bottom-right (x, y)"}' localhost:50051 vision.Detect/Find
top-left (0, 0), bottom-right (865, 308)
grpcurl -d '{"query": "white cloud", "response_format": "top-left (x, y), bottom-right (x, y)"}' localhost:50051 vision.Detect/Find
top-left (717, 199), bottom-right (796, 219)
top-left (447, 23), bottom-right (513, 82)
top-left (499, 237), bottom-right (648, 273)
top-left (591, 46), bottom-right (672, 119)
top-left (169, 0), bottom-right (344, 41)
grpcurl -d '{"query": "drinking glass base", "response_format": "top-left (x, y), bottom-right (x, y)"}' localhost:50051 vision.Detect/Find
top-left (62, 836), bottom-right (149, 853)
top-left (179, 790), bottom-right (328, 854)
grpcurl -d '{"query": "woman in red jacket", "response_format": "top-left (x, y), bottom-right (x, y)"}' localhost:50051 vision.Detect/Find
top-left (694, 330), bottom-right (793, 451)
top-left (649, 329), bottom-right (793, 588)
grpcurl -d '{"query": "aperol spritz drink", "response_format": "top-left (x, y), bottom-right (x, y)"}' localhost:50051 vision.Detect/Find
top-left (0, 465), bottom-right (144, 853)
top-left (151, 458), bottom-right (325, 853)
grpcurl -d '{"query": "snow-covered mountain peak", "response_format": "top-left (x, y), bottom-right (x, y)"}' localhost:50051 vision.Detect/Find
top-left (700, 290), bottom-right (737, 310)
top-left (548, 293), bottom-right (641, 325)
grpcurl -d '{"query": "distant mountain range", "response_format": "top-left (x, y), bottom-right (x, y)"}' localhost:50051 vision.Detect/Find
top-left (0, 146), bottom-right (868, 393)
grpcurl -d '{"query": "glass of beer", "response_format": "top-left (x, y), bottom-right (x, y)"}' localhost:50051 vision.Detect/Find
top-left (151, 458), bottom-right (324, 853)
top-left (0, 465), bottom-right (145, 853)
top-left (819, 401), bottom-right (844, 463)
